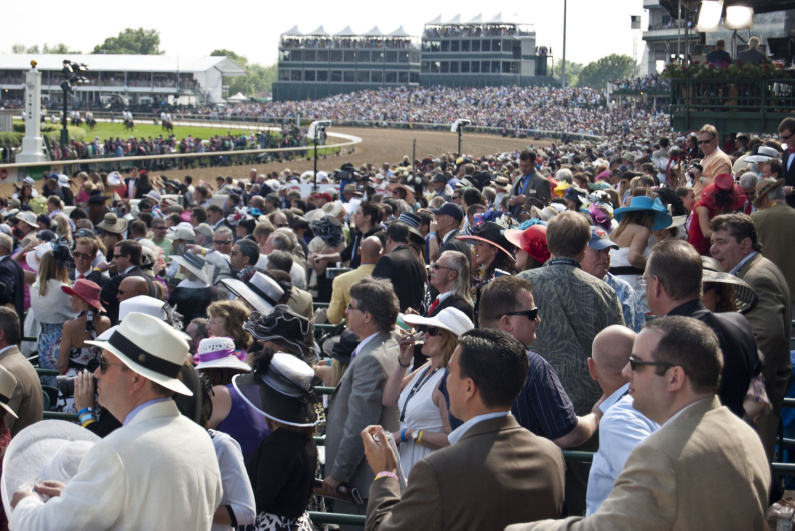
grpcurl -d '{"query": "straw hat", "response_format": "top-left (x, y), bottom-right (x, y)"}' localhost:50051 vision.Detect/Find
top-left (96, 213), bottom-right (128, 235)
top-left (701, 256), bottom-right (758, 313)
top-left (86, 312), bottom-right (192, 395)
top-left (402, 307), bottom-right (474, 337)
top-left (754, 178), bottom-right (786, 208)
top-left (194, 337), bottom-right (251, 372)
top-left (232, 353), bottom-right (318, 427)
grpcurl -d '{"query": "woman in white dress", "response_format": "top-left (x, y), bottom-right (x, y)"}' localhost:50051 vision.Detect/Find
top-left (382, 307), bottom-right (474, 477)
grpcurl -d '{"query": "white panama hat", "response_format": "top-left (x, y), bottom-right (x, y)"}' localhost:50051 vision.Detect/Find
top-left (194, 337), bottom-right (251, 372)
top-left (402, 307), bottom-right (474, 337)
top-left (86, 312), bottom-right (192, 395)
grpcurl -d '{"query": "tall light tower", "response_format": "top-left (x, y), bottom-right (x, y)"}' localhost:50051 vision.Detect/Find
top-left (562, 0), bottom-right (568, 89)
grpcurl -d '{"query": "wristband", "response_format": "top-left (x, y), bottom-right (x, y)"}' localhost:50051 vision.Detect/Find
top-left (78, 407), bottom-right (94, 416)
top-left (428, 233), bottom-right (437, 239)
top-left (401, 428), bottom-right (407, 442)
top-left (418, 430), bottom-right (425, 445)
top-left (375, 471), bottom-right (398, 482)
top-left (398, 358), bottom-right (410, 368)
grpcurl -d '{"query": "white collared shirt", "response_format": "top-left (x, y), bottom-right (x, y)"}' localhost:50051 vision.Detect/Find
top-left (350, 332), bottom-right (380, 363)
top-left (448, 411), bottom-right (510, 445)
top-left (663, 397), bottom-right (708, 427)
top-left (729, 251), bottom-right (758, 276)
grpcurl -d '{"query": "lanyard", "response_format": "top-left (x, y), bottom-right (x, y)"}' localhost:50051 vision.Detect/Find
top-left (546, 257), bottom-right (581, 269)
top-left (400, 366), bottom-right (440, 423)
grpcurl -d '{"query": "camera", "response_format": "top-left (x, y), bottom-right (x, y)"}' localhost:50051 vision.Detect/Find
top-left (56, 359), bottom-right (99, 397)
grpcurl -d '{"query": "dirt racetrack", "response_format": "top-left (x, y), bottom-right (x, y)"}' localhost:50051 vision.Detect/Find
top-left (154, 126), bottom-right (550, 182)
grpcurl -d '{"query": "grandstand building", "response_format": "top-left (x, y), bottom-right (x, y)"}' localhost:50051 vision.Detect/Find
top-left (272, 25), bottom-right (422, 101)
top-left (273, 14), bottom-right (555, 101)
top-left (0, 54), bottom-right (245, 107)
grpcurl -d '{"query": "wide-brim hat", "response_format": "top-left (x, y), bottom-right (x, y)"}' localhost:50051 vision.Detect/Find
top-left (745, 145), bottom-right (779, 163)
top-left (613, 196), bottom-right (673, 231)
top-left (386, 182), bottom-right (415, 203)
top-left (86, 312), bottom-right (192, 395)
top-left (701, 256), bottom-right (758, 313)
top-left (194, 337), bottom-right (251, 372)
top-left (222, 272), bottom-right (284, 316)
top-left (170, 252), bottom-right (209, 284)
top-left (531, 205), bottom-right (559, 222)
top-left (456, 221), bottom-right (515, 260)
top-left (402, 307), bottom-right (474, 337)
top-left (396, 212), bottom-right (424, 240)
top-left (62, 279), bottom-right (106, 312)
top-left (106, 171), bottom-right (124, 187)
top-left (1, 420), bottom-right (100, 516)
top-left (243, 305), bottom-right (317, 363)
top-left (342, 184), bottom-right (362, 196)
top-left (321, 329), bottom-right (360, 365)
top-left (701, 182), bottom-right (747, 211)
top-left (505, 225), bottom-right (551, 264)
top-left (232, 353), bottom-right (318, 427)
top-left (97, 213), bottom-right (128, 234)
top-left (754, 178), bottom-right (786, 208)
top-left (15, 211), bottom-right (38, 229)
top-left (26, 242), bottom-right (53, 271)
top-left (167, 225), bottom-right (195, 241)
top-left (322, 201), bottom-right (345, 218)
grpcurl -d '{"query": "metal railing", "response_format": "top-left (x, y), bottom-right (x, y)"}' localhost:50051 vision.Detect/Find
top-left (671, 78), bottom-right (795, 113)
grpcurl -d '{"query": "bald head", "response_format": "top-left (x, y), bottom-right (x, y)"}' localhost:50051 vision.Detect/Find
top-left (118, 276), bottom-right (149, 302)
top-left (360, 236), bottom-right (383, 264)
top-left (589, 325), bottom-right (637, 395)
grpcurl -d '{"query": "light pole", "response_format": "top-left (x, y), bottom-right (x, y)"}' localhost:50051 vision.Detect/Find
top-left (562, 0), bottom-right (568, 89)
top-left (308, 120), bottom-right (331, 191)
top-left (59, 60), bottom-right (88, 147)
top-left (451, 119), bottom-right (471, 156)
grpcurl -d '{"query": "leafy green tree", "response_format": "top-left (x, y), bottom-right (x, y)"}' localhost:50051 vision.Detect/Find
top-left (11, 44), bottom-right (25, 54)
top-left (553, 59), bottom-right (583, 87)
top-left (92, 28), bottom-right (163, 55)
top-left (576, 54), bottom-right (636, 89)
top-left (11, 43), bottom-right (80, 54)
top-left (210, 50), bottom-right (277, 96)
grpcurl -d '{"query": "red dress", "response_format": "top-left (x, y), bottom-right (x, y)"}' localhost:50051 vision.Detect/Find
top-left (687, 183), bottom-right (746, 255)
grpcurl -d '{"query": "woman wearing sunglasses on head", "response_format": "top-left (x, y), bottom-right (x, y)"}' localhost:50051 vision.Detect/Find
top-left (381, 307), bottom-right (474, 477)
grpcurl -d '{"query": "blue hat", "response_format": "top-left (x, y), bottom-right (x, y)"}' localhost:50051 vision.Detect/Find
top-left (588, 226), bottom-right (619, 251)
top-left (431, 202), bottom-right (464, 222)
top-left (613, 196), bottom-right (672, 231)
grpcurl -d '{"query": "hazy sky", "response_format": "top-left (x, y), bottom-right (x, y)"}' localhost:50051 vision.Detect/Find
top-left (3, 0), bottom-right (647, 67)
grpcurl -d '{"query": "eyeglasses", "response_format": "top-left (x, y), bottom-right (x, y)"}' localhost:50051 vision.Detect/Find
top-left (113, 254), bottom-right (124, 259)
top-left (696, 138), bottom-right (714, 145)
top-left (275, 223), bottom-right (289, 228)
top-left (431, 263), bottom-right (455, 271)
top-left (781, 132), bottom-right (793, 141)
top-left (153, 226), bottom-right (166, 231)
top-left (628, 355), bottom-right (675, 371)
top-left (214, 240), bottom-right (232, 245)
top-left (99, 357), bottom-right (126, 374)
top-left (347, 302), bottom-right (362, 312)
top-left (502, 307), bottom-right (539, 321)
top-left (73, 252), bottom-right (92, 260)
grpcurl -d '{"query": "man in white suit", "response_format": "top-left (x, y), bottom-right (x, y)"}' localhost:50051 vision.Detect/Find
top-left (10, 312), bottom-right (222, 530)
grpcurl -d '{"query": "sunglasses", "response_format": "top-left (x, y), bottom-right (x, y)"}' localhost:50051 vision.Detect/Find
top-left (214, 240), bottom-right (232, 245)
top-left (99, 357), bottom-right (125, 374)
top-left (424, 326), bottom-right (441, 337)
top-left (781, 132), bottom-right (793, 141)
top-left (628, 355), bottom-right (675, 371)
top-left (503, 307), bottom-right (539, 321)
top-left (73, 252), bottom-right (92, 259)
top-left (431, 263), bottom-right (455, 271)
top-left (696, 139), bottom-right (714, 145)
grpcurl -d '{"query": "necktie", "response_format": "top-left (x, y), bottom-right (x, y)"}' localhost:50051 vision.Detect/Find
top-left (78, 274), bottom-right (85, 280)
top-left (744, 201), bottom-right (752, 215)
top-left (428, 298), bottom-right (440, 316)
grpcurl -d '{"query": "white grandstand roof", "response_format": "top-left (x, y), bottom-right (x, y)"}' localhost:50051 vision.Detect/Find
top-left (444, 14), bottom-right (462, 25)
top-left (467, 14), bottom-right (483, 24)
top-left (426, 15), bottom-right (443, 25)
top-left (334, 26), bottom-right (358, 36)
top-left (0, 54), bottom-right (246, 75)
top-left (388, 26), bottom-right (411, 37)
top-left (362, 26), bottom-right (384, 37)
top-left (282, 25), bottom-right (303, 36)
top-left (306, 25), bottom-right (330, 36)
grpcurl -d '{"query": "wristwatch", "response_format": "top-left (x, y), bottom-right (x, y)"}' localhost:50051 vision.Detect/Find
top-left (411, 430), bottom-right (420, 442)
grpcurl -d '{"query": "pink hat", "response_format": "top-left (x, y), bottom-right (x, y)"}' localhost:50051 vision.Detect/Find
top-left (62, 279), bottom-right (106, 312)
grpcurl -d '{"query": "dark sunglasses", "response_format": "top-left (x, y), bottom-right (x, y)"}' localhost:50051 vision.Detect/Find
top-left (425, 326), bottom-right (441, 337)
top-left (503, 307), bottom-right (539, 321)
top-left (99, 357), bottom-right (125, 374)
top-left (628, 355), bottom-right (675, 371)
top-left (214, 240), bottom-right (232, 245)
top-left (431, 263), bottom-right (455, 271)
top-left (696, 139), bottom-right (714, 145)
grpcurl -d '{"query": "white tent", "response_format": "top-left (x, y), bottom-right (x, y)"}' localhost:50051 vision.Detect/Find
top-left (227, 92), bottom-right (248, 103)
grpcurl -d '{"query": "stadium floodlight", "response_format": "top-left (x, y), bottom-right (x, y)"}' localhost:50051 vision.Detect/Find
top-left (309, 120), bottom-right (332, 191)
top-left (696, 0), bottom-right (724, 33)
top-left (724, 5), bottom-right (754, 30)
top-left (451, 119), bottom-right (471, 155)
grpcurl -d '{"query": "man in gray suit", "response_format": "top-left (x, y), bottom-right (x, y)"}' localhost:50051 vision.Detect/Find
top-left (323, 277), bottom-right (401, 522)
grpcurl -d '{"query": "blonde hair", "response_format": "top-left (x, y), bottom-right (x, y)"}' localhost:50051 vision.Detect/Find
top-left (207, 300), bottom-right (252, 351)
top-left (38, 251), bottom-right (69, 296)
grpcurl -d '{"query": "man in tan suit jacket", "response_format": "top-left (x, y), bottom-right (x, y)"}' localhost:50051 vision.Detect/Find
top-left (362, 329), bottom-right (565, 531)
top-left (507, 316), bottom-right (769, 531)
top-left (0, 307), bottom-right (42, 436)
top-left (711, 213), bottom-right (792, 459)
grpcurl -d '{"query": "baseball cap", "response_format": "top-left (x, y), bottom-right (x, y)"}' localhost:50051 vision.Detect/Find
top-left (431, 202), bottom-right (464, 222)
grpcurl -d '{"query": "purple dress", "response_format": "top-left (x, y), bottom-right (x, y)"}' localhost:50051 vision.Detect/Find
top-left (217, 384), bottom-right (271, 460)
